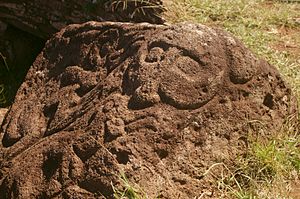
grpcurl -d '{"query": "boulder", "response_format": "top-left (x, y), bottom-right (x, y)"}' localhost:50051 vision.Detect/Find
top-left (0, 0), bottom-right (164, 39)
top-left (0, 108), bottom-right (7, 125)
top-left (0, 22), bottom-right (297, 198)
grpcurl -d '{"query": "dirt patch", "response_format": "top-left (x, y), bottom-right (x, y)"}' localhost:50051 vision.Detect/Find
top-left (0, 22), bottom-right (297, 198)
top-left (290, 180), bottom-right (300, 198)
top-left (271, 26), bottom-right (300, 58)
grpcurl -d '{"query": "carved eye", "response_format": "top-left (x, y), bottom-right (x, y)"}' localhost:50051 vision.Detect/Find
top-left (158, 50), bottom-right (222, 110)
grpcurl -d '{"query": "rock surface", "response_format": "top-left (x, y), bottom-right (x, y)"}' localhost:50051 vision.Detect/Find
top-left (0, 108), bottom-right (7, 125)
top-left (0, 0), bottom-right (164, 107)
top-left (0, 22), bottom-right (297, 198)
top-left (0, 0), bottom-right (164, 39)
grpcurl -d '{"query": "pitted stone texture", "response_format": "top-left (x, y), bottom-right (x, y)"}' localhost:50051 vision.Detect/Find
top-left (0, 22), bottom-right (297, 199)
top-left (0, 108), bottom-right (7, 125)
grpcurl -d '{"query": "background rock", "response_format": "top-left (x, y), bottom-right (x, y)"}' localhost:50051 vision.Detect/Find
top-left (0, 0), bottom-right (164, 39)
top-left (0, 22), bottom-right (297, 198)
top-left (0, 21), bottom-right (44, 107)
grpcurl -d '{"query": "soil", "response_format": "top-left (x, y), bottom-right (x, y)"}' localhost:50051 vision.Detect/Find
top-left (290, 180), bottom-right (300, 199)
top-left (0, 22), bottom-right (297, 198)
top-left (271, 26), bottom-right (300, 59)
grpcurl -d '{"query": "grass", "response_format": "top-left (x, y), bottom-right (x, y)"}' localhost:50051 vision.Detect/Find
top-left (84, 0), bottom-right (165, 19)
top-left (218, 122), bottom-right (300, 198)
top-left (109, 0), bottom-right (165, 19)
top-left (190, 118), bottom-right (300, 199)
top-left (113, 172), bottom-right (148, 199)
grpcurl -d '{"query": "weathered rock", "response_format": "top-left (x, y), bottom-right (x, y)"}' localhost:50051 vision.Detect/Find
top-left (0, 22), bottom-right (297, 198)
top-left (0, 0), bottom-right (164, 107)
top-left (0, 108), bottom-right (7, 125)
top-left (0, 0), bottom-right (164, 39)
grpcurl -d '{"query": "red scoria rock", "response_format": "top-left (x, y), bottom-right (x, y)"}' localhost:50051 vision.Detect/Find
top-left (0, 22), bottom-right (297, 198)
